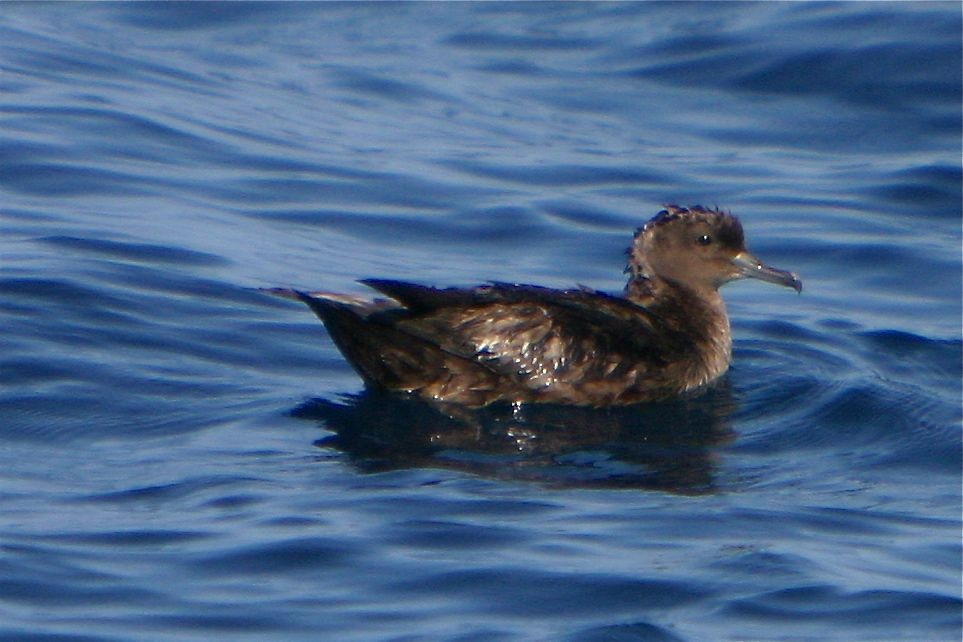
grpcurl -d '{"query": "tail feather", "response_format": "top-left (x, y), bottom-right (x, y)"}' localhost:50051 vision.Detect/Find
top-left (294, 292), bottom-right (510, 404)
top-left (259, 287), bottom-right (394, 314)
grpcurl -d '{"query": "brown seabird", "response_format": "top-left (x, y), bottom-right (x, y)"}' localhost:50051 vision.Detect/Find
top-left (264, 205), bottom-right (801, 407)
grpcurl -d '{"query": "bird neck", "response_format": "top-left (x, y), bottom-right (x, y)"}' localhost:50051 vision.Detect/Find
top-left (625, 273), bottom-right (733, 383)
top-left (624, 250), bottom-right (659, 304)
top-left (626, 273), bottom-right (725, 324)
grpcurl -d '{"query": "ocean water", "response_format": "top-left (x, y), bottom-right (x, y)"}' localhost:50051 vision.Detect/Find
top-left (1, 2), bottom-right (960, 641)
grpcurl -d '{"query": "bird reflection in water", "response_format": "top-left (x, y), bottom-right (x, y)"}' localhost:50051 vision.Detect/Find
top-left (291, 382), bottom-right (738, 494)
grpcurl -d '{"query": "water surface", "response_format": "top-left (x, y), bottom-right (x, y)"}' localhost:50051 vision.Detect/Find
top-left (1, 3), bottom-right (960, 641)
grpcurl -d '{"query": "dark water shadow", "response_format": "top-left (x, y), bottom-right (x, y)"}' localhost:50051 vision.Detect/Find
top-left (291, 384), bottom-right (738, 494)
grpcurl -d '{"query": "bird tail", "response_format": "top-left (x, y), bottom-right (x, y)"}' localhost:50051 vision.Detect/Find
top-left (289, 292), bottom-right (505, 404)
top-left (293, 292), bottom-right (407, 387)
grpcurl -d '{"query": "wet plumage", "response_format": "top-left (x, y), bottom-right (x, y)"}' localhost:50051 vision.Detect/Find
top-left (265, 205), bottom-right (801, 407)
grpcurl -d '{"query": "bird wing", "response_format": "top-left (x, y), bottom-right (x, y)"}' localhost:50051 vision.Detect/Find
top-left (361, 280), bottom-right (688, 400)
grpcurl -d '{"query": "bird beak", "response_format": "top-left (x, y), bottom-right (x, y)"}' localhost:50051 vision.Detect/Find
top-left (731, 251), bottom-right (802, 293)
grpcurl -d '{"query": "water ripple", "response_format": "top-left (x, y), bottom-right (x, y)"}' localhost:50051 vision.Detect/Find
top-left (0, 3), bottom-right (959, 641)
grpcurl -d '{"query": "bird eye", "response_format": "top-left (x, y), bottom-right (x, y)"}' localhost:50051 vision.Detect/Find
top-left (697, 234), bottom-right (712, 246)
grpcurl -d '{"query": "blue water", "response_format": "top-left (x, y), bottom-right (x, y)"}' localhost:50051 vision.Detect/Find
top-left (2, 2), bottom-right (960, 640)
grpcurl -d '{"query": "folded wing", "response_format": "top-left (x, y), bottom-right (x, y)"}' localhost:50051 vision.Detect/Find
top-left (292, 280), bottom-right (688, 406)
